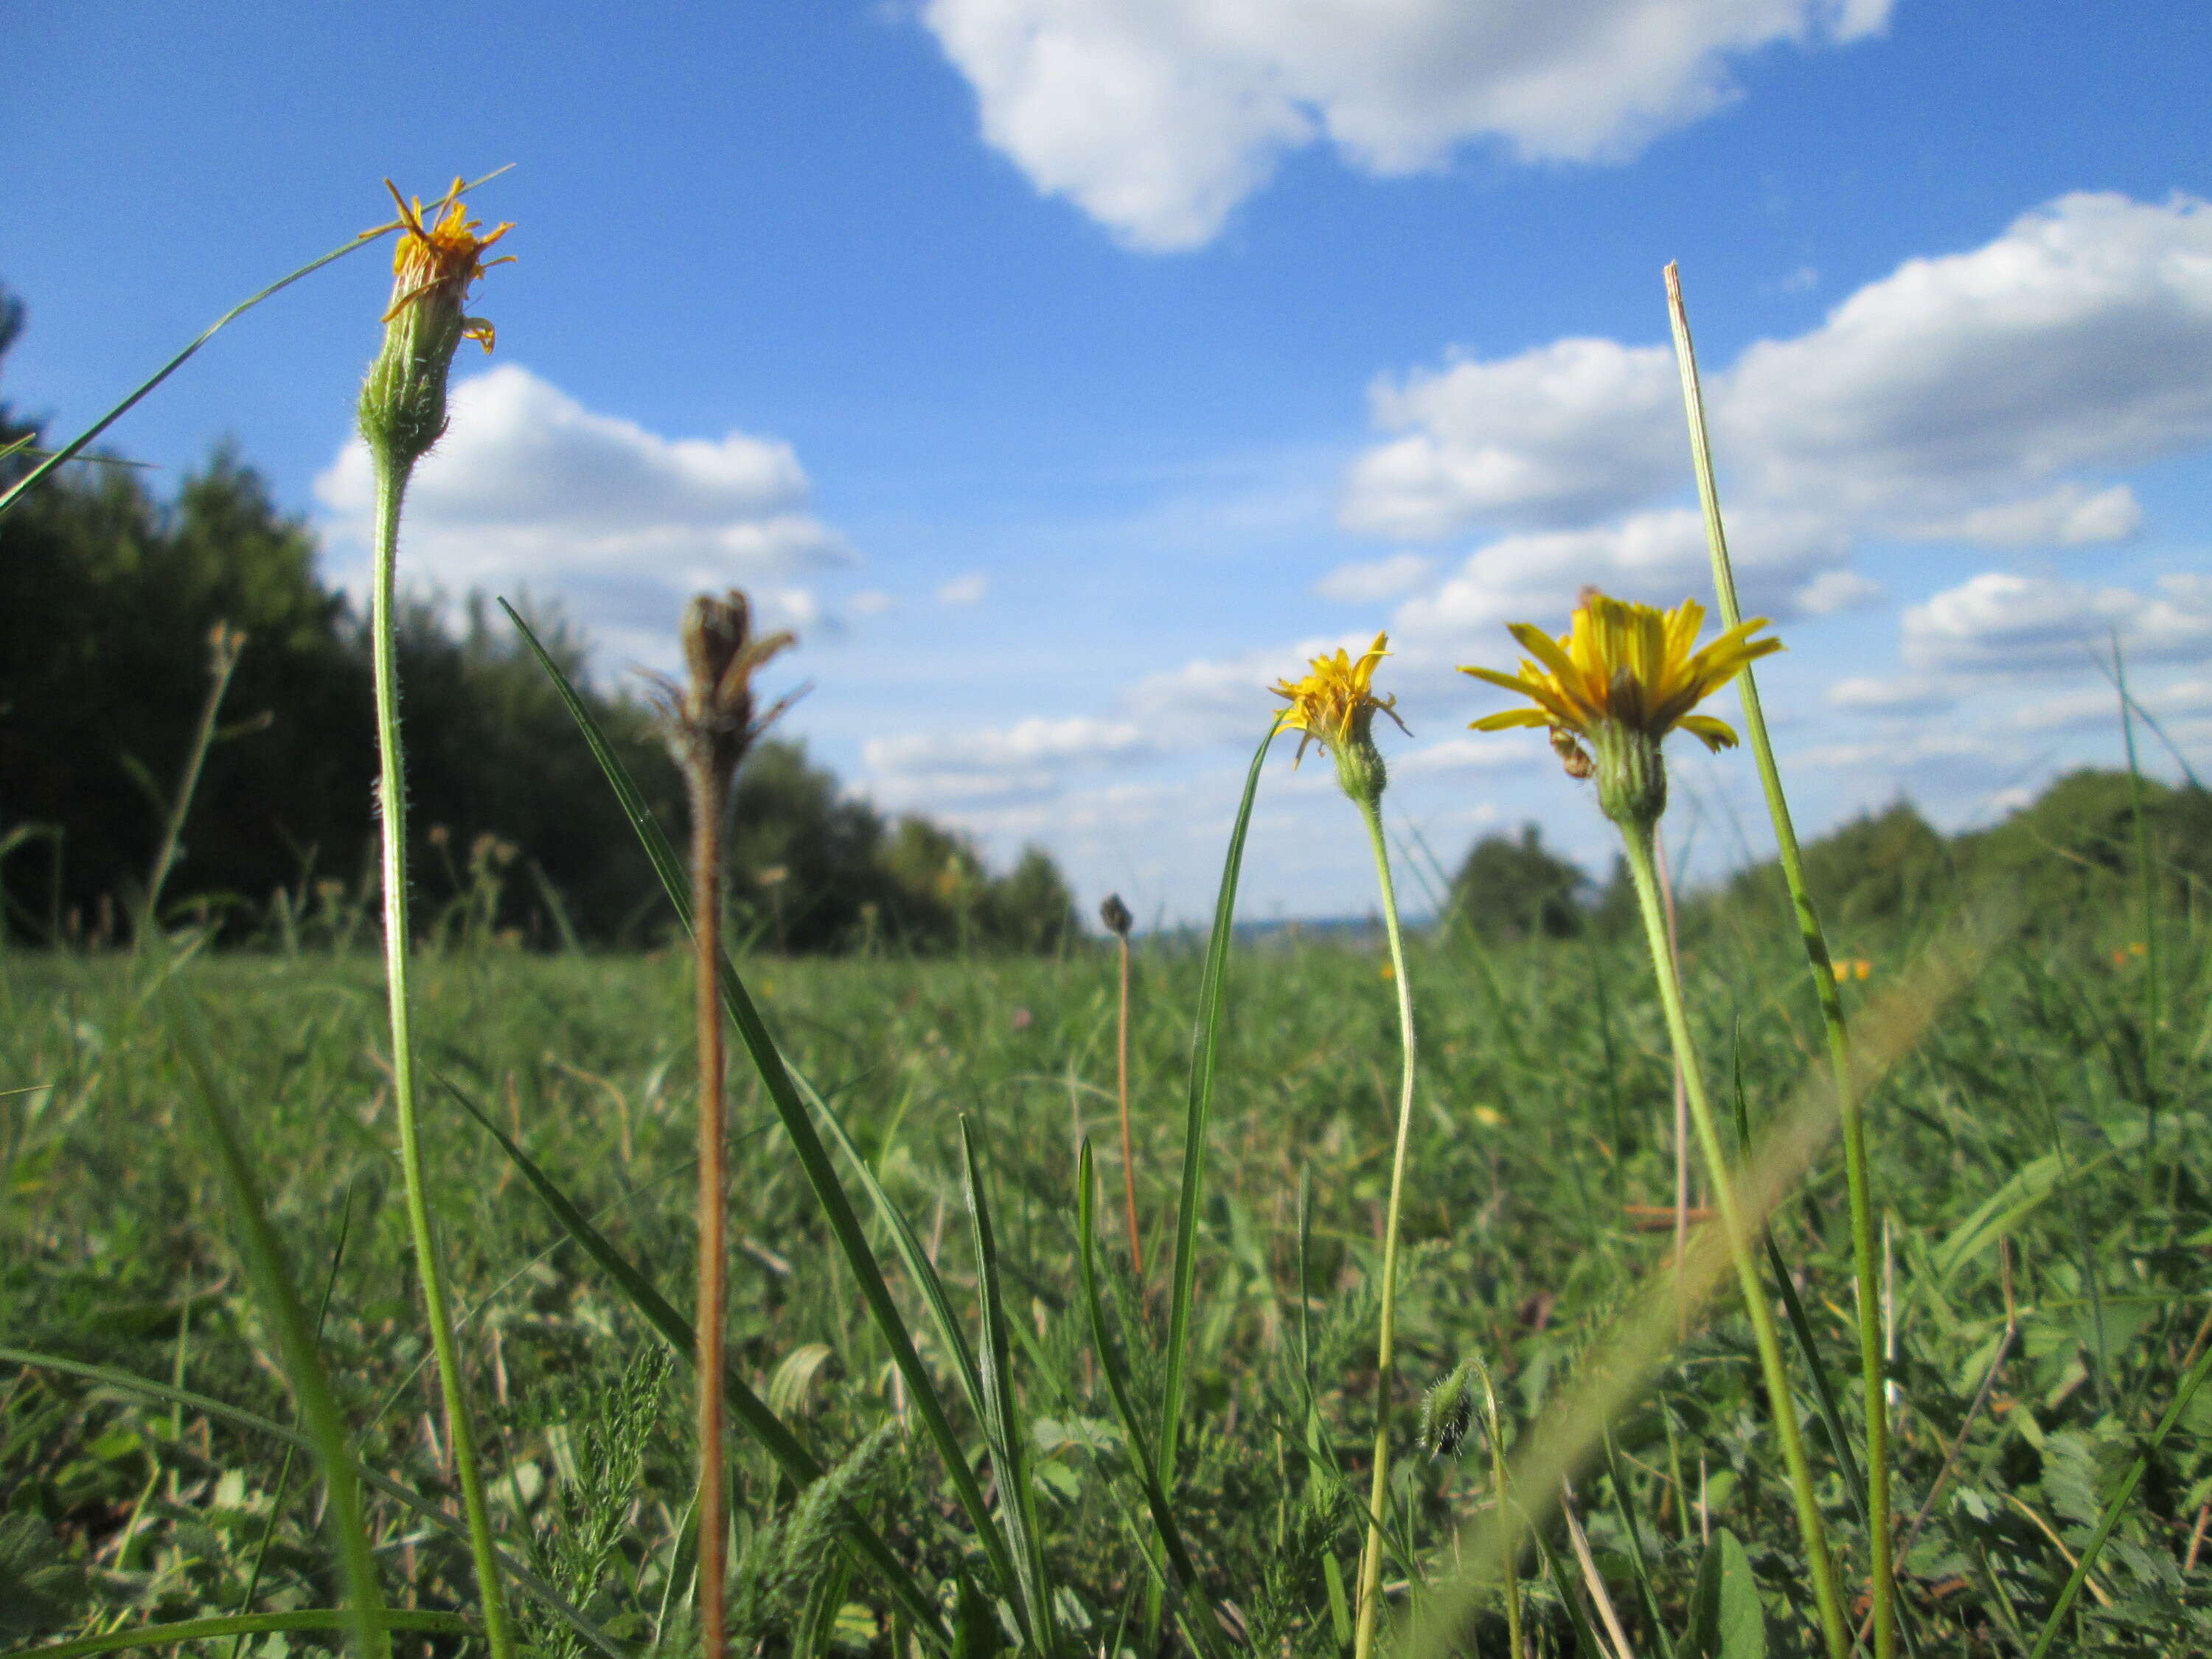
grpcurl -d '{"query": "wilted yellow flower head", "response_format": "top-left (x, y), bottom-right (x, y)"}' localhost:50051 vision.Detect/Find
top-left (1270, 630), bottom-right (1410, 804)
top-left (383, 181), bottom-right (514, 350)
top-left (358, 179), bottom-right (515, 472)
top-left (1459, 591), bottom-right (1780, 827)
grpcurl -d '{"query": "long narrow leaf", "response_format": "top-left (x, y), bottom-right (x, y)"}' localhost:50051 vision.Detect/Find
top-left (0, 1349), bottom-right (619, 1659)
top-left (438, 1073), bottom-right (949, 1648)
top-left (960, 1119), bottom-right (1055, 1652)
top-left (1158, 723), bottom-right (1275, 1481)
top-left (502, 599), bottom-right (1019, 1605)
top-left (2, 1610), bottom-right (470, 1659)
top-left (798, 1064), bottom-right (989, 1429)
top-left (0, 169), bottom-right (510, 521)
top-left (1076, 1144), bottom-right (1229, 1659)
top-left (165, 988), bottom-right (389, 1659)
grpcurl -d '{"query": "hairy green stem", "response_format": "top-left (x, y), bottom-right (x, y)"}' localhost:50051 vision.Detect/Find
top-left (1621, 824), bottom-right (1849, 1659)
top-left (1667, 262), bottom-right (1893, 1659)
top-left (369, 456), bottom-right (516, 1659)
top-left (1352, 794), bottom-right (1419, 1659)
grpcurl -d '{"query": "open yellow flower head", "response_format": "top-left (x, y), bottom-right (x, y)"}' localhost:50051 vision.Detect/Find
top-left (1270, 630), bottom-right (1410, 804)
top-left (358, 179), bottom-right (515, 472)
top-left (1459, 591), bottom-right (1780, 827)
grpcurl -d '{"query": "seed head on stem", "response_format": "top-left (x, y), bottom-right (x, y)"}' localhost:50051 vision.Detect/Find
top-left (654, 590), bottom-right (798, 1659)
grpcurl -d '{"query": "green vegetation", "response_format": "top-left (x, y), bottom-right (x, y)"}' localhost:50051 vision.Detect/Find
top-left (8, 198), bottom-right (2212, 1659)
top-left (4, 863), bottom-right (2208, 1655)
top-left (0, 291), bottom-right (1076, 957)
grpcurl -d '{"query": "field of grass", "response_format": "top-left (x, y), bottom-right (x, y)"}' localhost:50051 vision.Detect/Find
top-left (5, 894), bottom-right (2208, 1656)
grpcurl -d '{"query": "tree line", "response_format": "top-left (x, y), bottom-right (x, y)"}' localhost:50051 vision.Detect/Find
top-left (1448, 769), bottom-right (2212, 946)
top-left (0, 293), bottom-right (1077, 953)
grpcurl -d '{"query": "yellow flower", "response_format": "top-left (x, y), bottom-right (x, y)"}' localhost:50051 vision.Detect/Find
top-left (1270, 630), bottom-right (1408, 759)
top-left (359, 179), bottom-right (514, 471)
top-left (1270, 630), bottom-right (1410, 804)
top-left (1460, 591), bottom-right (1781, 827)
top-left (1462, 591), bottom-right (1778, 753)
top-left (383, 179), bottom-right (514, 352)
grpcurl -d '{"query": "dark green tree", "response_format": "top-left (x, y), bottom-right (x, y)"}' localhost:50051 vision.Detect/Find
top-left (1446, 822), bottom-right (1591, 940)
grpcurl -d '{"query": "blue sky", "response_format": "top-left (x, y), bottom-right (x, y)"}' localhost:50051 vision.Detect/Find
top-left (11, 1), bottom-right (2212, 923)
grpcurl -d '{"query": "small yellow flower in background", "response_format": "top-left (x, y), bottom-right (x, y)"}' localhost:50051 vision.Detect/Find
top-left (1832, 957), bottom-right (1874, 983)
top-left (2111, 942), bottom-right (2149, 969)
top-left (1459, 590), bottom-right (1780, 829)
top-left (1270, 630), bottom-right (1411, 805)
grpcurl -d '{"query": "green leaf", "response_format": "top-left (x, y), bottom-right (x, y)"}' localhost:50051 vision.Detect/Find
top-left (0, 1610), bottom-right (470, 1659)
top-left (1158, 723), bottom-right (1275, 1482)
top-left (1677, 1527), bottom-right (1765, 1659)
top-left (437, 1071), bottom-right (948, 1649)
top-left (503, 598), bottom-right (1020, 1619)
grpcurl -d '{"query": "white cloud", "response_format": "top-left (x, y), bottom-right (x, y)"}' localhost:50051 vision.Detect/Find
top-left (1390, 733), bottom-right (1546, 776)
top-left (315, 366), bottom-right (851, 662)
top-left (1901, 571), bottom-right (2212, 673)
top-left (1313, 552), bottom-right (1433, 603)
top-left (849, 589), bottom-right (899, 616)
top-left (1790, 730), bottom-right (2014, 773)
top-left (1342, 338), bottom-right (1681, 537)
top-left (924, 0), bottom-right (1889, 251)
top-left (1909, 483), bottom-right (2143, 548)
top-left (1722, 193), bottom-right (2212, 524)
top-left (1119, 639), bottom-right (1340, 744)
top-left (1826, 674), bottom-right (1957, 714)
top-left (936, 571), bottom-right (991, 605)
top-left (1340, 192), bottom-right (2212, 571)
top-left (1388, 507), bottom-right (1848, 657)
top-left (863, 715), bottom-right (1152, 776)
top-left (1792, 568), bottom-right (1885, 616)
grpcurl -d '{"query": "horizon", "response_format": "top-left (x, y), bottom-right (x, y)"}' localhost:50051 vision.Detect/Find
top-left (12, 1), bottom-right (2212, 924)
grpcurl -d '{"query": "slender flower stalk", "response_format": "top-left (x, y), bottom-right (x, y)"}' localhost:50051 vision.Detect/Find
top-left (1461, 592), bottom-right (1851, 1659)
top-left (357, 178), bottom-right (515, 1659)
top-left (140, 622), bottom-right (249, 942)
top-left (654, 592), bottom-right (799, 1659)
top-left (1100, 893), bottom-right (1143, 1276)
top-left (1667, 262), bottom-right (1894, 1658)
top-left (1269, 633), bottom-right (1414, 1659)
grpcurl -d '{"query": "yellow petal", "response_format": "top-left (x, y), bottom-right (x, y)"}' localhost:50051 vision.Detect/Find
top-left (1680, 714), bottom-right (1739, 751)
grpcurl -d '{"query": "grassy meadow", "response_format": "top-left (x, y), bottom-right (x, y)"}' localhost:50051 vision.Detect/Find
top-left (4, 880), bottom-right (2208, 1655)
top-left (7, 179), bottom-right (2211, 1659)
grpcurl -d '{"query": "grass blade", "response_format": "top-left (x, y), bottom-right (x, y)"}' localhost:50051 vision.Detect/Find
top-left (0, 169), bottom-right (511, 521)
top-left (438, 1074), bottom-right (950, 1648)
top-left (798, 1065), bottom-right (989, 1428)
top-left (0, 1349), bottom-right (622, 1659)
top-left (502, 599), bottom-right (1021, 1608)
top-left (164, 987), bottom-right (389, 1659)
top-left (1076, 1144), bottom-right (1228, 1659)
top-left (1, 1610), bottom-right (472, 1659)
top-left (959, 1119), bottom-right (1056, 1653)
top-left (2023, 1332), bottom-right (2212, 1659)
top-left (1158, 723), bottom-right (1276, 1482)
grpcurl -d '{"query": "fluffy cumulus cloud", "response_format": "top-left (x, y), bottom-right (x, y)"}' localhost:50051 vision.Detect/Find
top-left (862, 715), bottom-right (1156, 805)
top-left (924, 0), bottom-right (1891, 250)
top-left (316, 365), bottom-right (851, 659)
top-left (1343, 338), bottom-right (1683, 538)
top-left (1902, 571), bottom-right (2212, 673)
top-left (1343, 194), bottom-right (2212, 554)
top-left (1389, 506), bottom-right (1852, 661)
top-left (1312, 552), bottom-right (1433, 602)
